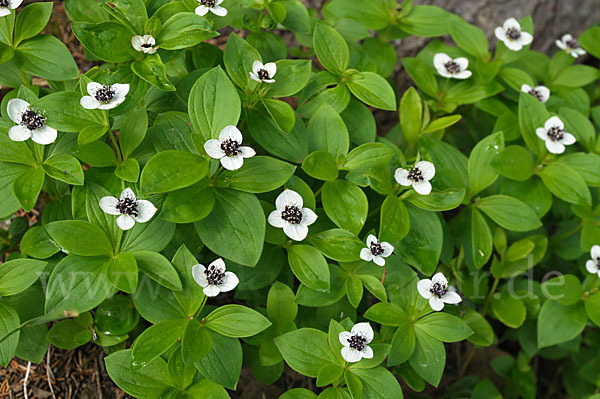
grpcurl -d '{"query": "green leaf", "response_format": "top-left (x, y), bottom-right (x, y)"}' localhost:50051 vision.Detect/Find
top-left (421, 115), bottom-right (462, 135)
top-left (490, 294), bottom-right (526, 328)
top-left (111, 0), bottom-right (148, 32)
top-left (398, 5), bottom-right (452, 37)
top-left (302, 150), bottom-right (339, 181)
top-left (490, 145), bottom-right (533, 181)
top-left (317, 363), bottom-right (344, 387)
top-left (476, 195), bottom-right (541, 232)
top-left (47, 318), bottom-right (92, 349)
top-left (402, 57), bottom-right (438, 97)
top-left (195, 188), bottom-right (265, 266)
top-left (156, 12), bottom-right (216, 50)
top-left (95, 295), bottom-right (139, 336)
top-left (161, 181), bottom-right (215, 224)
top-left (388, 320), bottom-right (416, 365)
top-left (266, 59), bottom-right (312, 98)
top-left (313, 23), bottom-right (349, 75)
top-left (132, 251), bottom-right (181, 290)
top-left (307, 104), bottom-right (349, 157)
top-left (351, 367), bottom-right (404, 399)
top-left (287, 244), bottom-right (330, 292)
top-left (267, 281), bottom-right (298, 325)
top-left (322, 180), bottom-right (368, 235)
top-left (541, 274), bottom-right (581, 306)
top-left (43, 154), bottom-right (84, 186)
top-left (308, 229), bottom-right (364, 263)
top-left (584, 293), bottom-right (600, 327)
top-left (119, 108), bottom-right (148, 159)
top-left (341, 99), bottom-right (377, 145)
top-left (34, 91), bottom-right (105, 133)
top-left (448, 17), bottom-right (488, 58)
top-left (131, 53), bottom-right (175, 91)
top-left (538, 163), bottom-right (591, 206)
top-left (104, 252), bottom-right (138, 293)
top-left (415, 313), bottom-right (473, 343)
top-left (205, 305), bottom-right (271, 338)
top-left (140, 150), bottom-right (208, 194)
top-left (224, 33), bottom-right (262, 89)
top-left (0, 259), bottom-right (47, 296)
top-left (72, 21), bottom-right (133, 63)
top-left (559, 107), bottom-right (595, 151)
top-left (470, 208), bottom-right (493, 269)
top-left (131, 319), bottom-right (187, 368)
top-left (181, 319), bottom-right (212, 363)
top-left (407, 188), bottom-right (465, 212)
top-left (194, 331), bottom-right (242, 390)
top-left (263, 98), bottom-right (296, 133)
top-left (275, 328), bottom-right (338, 378)
top-left (463, 309), bottom-right (495, 347)
top-left (13, 166), bottom-right (44, 212)
top-left (518, 93), bottom-right (549, 156)
top-left (399, 87), bottom-right (422, 144)
top-left (46, 220), bottom-right (114, 256)
top-left (409, 328), bottom-right (445, 387)
top-left (364, 302), bottom-right (408, 327)
top-left (14, 2), bottom-right (53, 45)
top-left (0, 303), bottom-right (20, 367)
top-left (115, 158), bottom-right (140, 182)
top-left (553, 65), bottom-right (600, 88)
top-left (379, 195), bottom-right (410, 242)
top-left (537, 301), bottom-right (587, 348)
top-left (20, 226), bottom-right (59, 259)
top-left (347, 72), bottom-right (396, 111)
top-left (580, 26), bottom-right (600, 58)
top-left (468, 131), bottom-right (504, 195)
top-left (214, 156), bottom-right (296, 193)
top-left (14, 35), bottom-right (79, 81)
top-left (188, 66), bottom-right (241, 141)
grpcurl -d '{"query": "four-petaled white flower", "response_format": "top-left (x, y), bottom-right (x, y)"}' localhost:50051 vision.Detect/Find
top-left (195, 0), bottom-right (227, 17)
top-left (339, 322), bottom-right (374, 363)
top-left (80, 82), bottom-right (130, 110)
top-left (6, 99), bottom-right (57, 145)
top-left (521, 84), bottom-right (550, 103)
top-left (192, 258), bottom-right (239, 297)
top-left (394, 161), bottom-right (435, 196)
top-left (360, 234), bottom-right (393, 266)
top-left (495, 18), bottom-right (533, 51)
top-left (99, 188), bottom-right (157, 230)
top-left (132, 35), bottom-right (157, 54)
top-left (433, 53), bottom-right (472, 79)
top-left (555, 34), bottom-right (586, 58)
top-left (417, 272), bottom-right (462, 311)
top-left (585, 245), bottom-right (600, 277)
top-left (204, 125), bottom-right (255, 171)
top-left (0, 0), bottom-right (21, 17)
top-left (250, 60), bottom-right (276, 83)
top-left (268, 190), bottom-right (317, 241)
top-left (535, 116), bottom-right (576, 154)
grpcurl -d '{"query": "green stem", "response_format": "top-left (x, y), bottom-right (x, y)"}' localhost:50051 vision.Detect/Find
top-left (314, 184), bottom-right (324, 198)
top-left (481, 276), bottom-right (500, 317)
top-left (108, 130), bottom-right (123, 162)
top-left (114, 229), bottom-right (124, 255)
top-left (194, 295), bottom-right (209, 319)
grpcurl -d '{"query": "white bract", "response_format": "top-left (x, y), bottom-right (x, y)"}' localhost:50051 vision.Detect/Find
top-left (535, 116), bottom-right (576, 154)
top-left (394, 161), bottom-right (435, 196)
top-left (249, 60), bottom-right (276, 83)
top-left (195, 0), bottom-right (227, 16)
top-left (585, 245), bottom-right (600, 277)
top-left (268, 190), bottom-right (317, 241)
top-left (360, 234), bottom-right (394, 266)
top-left (192, 258), bottom-right (239, 297)
top-left (417, 272), bottom-right (462, 311)
top-left (6, 99), bottom-right (57, 145)
top-left (80, 82), bottom-right (130, 110)
top-left (433, 53), bottom-right (472, 79)
top-left (99, 188), bottom-right (157, 230)
top-left (494, 18), bottom-right (533, 51)
top-left (521, 84), bottom-right (550, 103)
top-left (204, 125), bottom-right (255, 170)
top-left (339, 322), bottom-right (374, 363)
top-left (555, 34), bottom-right (586, 58)
top-left (0, 0), bottom-right (21, 17)
top-left (131, 35), bottom-right (157, 54)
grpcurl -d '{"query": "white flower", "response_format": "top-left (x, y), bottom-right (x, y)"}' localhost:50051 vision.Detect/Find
top-left (494, 18), bottom-right (533, 51)
top-left (131, 35), bottom-right (157, 54)
top-left (99, 188), bottom-right (157, 230)
top-left (417, 273), bottom-right (462, 311)
top-left (268, 190), bottom-right (317, 241)
top-left (585, 245), bottom-right (600, 277)
top-left (521, 84), bottom-right (550, 103)
top-left (433, 53), bottom-right (471, 79)
top-left (360, 234), bottom-right (393, 266)
top-left (555, 34), bottom-right (586, 58)
top-left (80, 82), bottom-right (130, 110)
top-left (192, 258), bottom-right (239, 297)
top-left (249, 60), bottom-right (276, 83)
top-left (204, 125), bottom-right (255, 171)
top-left (394, 161), bottom-right (435, 196)
top-left (535, 116), bottom-right (576, 154)
top-left (195, 0), bottom-right (227, 17)
top-left (0, 0), bottom-right (22, 17)
top-left (339, 322), bottom-right (374, 363)
top-left (6, 99), bottom-right (57, 145)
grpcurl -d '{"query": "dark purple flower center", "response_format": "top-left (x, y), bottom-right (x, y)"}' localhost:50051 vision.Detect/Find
top-left (370, 242), bottom-right (384, 256)
top-left (528, 89), bottom-right (544, 102)
top-left (506, 27), bottom-right (521, 40)
top-left (205, 264), bottom-right (225, 285)
top-left (566, 39), bottom-right (581, 49)
top-left (430, 282), bottom-right (448, 298)
top-left (94, 85), bottom-right (115, 104)
top-left (347, 334), bottom-right (367, 351)
top-left (141, 43), bottom-right (153, 48)
top-left (220, 138), bottom-right (241, 157)
top-left (201, 0), bottom-right (216, 7)
top-left (0, 0), bottom-right (9, 7)
top-left (444, 61), bottom-right (461, 74)
top-left (407, 167), bottom-right (424, 182)
top-left (257, 69), bottom-right (270, 80)
top-left (281, 205), bottom-right (302, 224)
top-left (547, 126), bottom-right (564, 142)
top-left (116, 197), bottom-right (139, 217)
top-left (20, 109), bottom-right (46, 131)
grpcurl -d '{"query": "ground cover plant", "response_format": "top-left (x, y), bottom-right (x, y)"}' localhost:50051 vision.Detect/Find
top-left (0, 0), bottom-right (600, 398)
